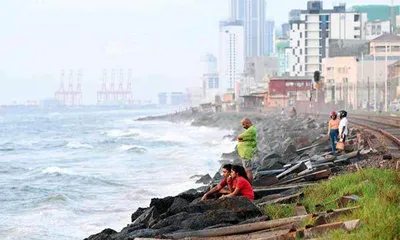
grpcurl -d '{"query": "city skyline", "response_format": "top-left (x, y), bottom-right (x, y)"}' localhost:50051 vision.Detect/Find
top-left (0, 0), bottom-right (397, 104)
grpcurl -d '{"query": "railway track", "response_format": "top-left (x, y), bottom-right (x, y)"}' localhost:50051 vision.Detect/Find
top-left (350, 116), bottom-right (400, 158)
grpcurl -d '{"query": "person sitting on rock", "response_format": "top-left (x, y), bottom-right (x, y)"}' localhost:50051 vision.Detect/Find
top-left (220, 165), bottom-right (254, 201)
top-left (201, 164), bottom-right (234, 201)
top-left (237, 118), bottom-right (257, 184)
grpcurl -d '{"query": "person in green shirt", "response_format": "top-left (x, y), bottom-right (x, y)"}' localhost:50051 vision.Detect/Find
top-left (237, 118), bottom-right (257, 184)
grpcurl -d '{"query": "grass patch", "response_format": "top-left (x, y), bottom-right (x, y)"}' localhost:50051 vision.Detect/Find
top-left (299, 169), bottom-right (400, 239)
top-left (264, 204), bottom-right (296, 219)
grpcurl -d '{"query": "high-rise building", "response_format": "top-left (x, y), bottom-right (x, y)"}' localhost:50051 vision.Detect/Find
top-left (264, 20), bottom-right (275, 56)
top-left (281, 23), bottom-right (290, 39)
top-left (230, 0), bottom-right (266, 57)
top-left (289, 9), bottom-right (302, 21)
top-left (219, 20), bottom-right (245, 94)
top-left (289, 1), bottom-right (367, 76)
top-left (201, 54), bottom-right (220, 102)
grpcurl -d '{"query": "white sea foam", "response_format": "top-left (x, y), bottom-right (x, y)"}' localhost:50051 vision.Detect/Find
top-left (105, 129), bottom-right (139, 138)
top-left (66, 141), bottom-right (94, 149)
top-left (42, 167), bottom-right (74, 175)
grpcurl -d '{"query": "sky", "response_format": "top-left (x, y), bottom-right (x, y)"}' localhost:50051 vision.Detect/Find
top-left (0, 0), bottom-right (397, 104)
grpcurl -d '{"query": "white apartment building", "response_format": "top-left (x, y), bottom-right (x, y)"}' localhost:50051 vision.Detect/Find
top-left (219, 20), bottom-right (245, 95)
top-left (289, 1), bottom-right (367, 77)
top-left (365, 20), bottom-right (391, 40)
top-left (201, 54), bottom-right (220, 103)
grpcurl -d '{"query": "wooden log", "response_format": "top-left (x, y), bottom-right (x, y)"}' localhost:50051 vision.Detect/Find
top-left (302, 219), bottom-right (360, 238)
top-left (277, 162), bottom-right (303, 179)
top-left (257, 192), bottom-right (303, 207)
top-left (278, 169), bottom-right (331, 186)
top-left (295, 203), bottom-right (308, 216)
top-left (254, 183), bottom-right (314, 196)
top-left (164, 207), bottom-right (360, 239)
top-left (181, 229), bottom-right (291, 240)
top-left (164, 214), bottom-right (313, 239)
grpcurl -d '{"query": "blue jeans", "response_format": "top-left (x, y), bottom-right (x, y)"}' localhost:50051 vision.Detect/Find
top-left (330, 129), bottom-right (339, 153)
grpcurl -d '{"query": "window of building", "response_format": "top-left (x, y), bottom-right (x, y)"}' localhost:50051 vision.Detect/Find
top-left (214, 78), bottom-right (219, 88)
top-left (208, 78), bottom-right (214, 89)
top-left (300, 65), bottom-right (302, 72)
top-left (354, 15), bottom-right (359, 22)
top-left (300, 49), bottom-right (302, 55)
top-left (354, 27), bottom-right (360, 30)
top-left (392, 46), bottom-right (400, 52)
top-left (298, 40), bottom-right (300, 46)
top-left (300, 32), bottom-right (302, 38)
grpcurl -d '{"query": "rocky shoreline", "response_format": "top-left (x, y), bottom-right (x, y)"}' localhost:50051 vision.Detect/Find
top-left (85, 111), bottom-right (385, 240)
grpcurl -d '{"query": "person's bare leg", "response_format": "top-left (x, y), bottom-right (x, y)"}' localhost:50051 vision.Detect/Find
top-left (246, 169), bottom-right (253, 184)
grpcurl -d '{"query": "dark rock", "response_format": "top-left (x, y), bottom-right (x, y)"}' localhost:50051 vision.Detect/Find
top-left (84, 228), bottom-right (117, 240)
top-left (150, 196), bottom-right (175, 214)
top-left (124, 228), bottom-right (159, 239)
top-left (195, 174), bottom-right (212, 184)
top-left (131, 207), bottom-right (148, 222)
top-left (167, 197), bottom-right (189, 215)
top-left (178, 190), bottom-right (205, 203)
top-left (132, 206), bottom-right (160, 227)
top-left (182, 209), bottom-right (240, 230)
top-left (151, 212), bottom-right (192, 229)
top-left (212, 172), bottom-right (222, 181)
top-left (182, 197), bottom-right (262, 219)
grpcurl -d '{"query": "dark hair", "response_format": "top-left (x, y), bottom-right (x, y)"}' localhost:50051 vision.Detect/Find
top-left (222, 164), bottom-right (232, 172)
top-left (232, 165), bottom-right (250, 182)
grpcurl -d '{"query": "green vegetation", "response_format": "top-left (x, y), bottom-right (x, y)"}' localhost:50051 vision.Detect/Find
top-left (264, 169), bottom-right (400, 239)
top-left (264, 203), bottom-right (296, 219)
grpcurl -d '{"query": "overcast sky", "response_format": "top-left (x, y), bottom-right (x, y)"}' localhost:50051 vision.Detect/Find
top-left (0, 0), bottom-right (396, 104)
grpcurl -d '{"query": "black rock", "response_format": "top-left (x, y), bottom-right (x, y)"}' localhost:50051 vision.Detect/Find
top-left (182, 209), bottom-right (240, 230)
top-left (132, 206), bottom-right (160, 227)
top-left (167, 197), bottom-right (189, 215)
top-left (131, 207), bottom-right (148, 222)
top-left (150, 196), bottom-right (175, 214)
top-left (195, 174), bottom-right (212, 184)
top-left (84, 228), bottom-right (117, 240)
top-left (212, 172), bottom-right (222, 181)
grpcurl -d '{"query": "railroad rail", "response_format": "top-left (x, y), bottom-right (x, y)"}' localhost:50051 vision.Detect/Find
top-left (350, 115), bottom-right (400, 158)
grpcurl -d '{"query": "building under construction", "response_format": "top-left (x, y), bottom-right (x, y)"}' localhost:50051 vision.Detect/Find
top-left (97, 69), bottom-right (133, 106)
top-left (55, 69), bottom-right (83, 106)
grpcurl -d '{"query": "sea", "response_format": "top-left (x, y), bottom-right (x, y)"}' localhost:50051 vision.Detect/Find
top-left (0, 108), bottom-right (235, 240)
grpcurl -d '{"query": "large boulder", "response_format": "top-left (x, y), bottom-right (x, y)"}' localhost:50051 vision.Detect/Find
top-left (195, 174), bottom-right (212, 184)
top-left (132, 206), bottom-right (160, 227)
top-left (149, 196), bottom-right (175, 214)
top-left (131, 207), bottom-right (148, 222)
top-left (166, 197), bottom-right (189, 215)
top-left (84, 228), bottom-right (117, 240)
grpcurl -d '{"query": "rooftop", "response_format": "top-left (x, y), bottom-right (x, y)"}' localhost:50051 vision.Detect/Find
top-left (370, 34), bottom-right (400, 42)
top-left (270, 76), bottom-right (312, 81)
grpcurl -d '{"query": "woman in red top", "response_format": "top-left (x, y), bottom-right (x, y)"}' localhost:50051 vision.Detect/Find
top-left (220, 165), bottom-right (254, 201)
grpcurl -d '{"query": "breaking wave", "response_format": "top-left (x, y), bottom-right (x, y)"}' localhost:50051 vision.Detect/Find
top-left (66, 141), bottom-right (94, 149)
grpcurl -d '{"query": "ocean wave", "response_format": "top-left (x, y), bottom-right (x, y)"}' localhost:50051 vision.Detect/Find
top-left (41, 193), bottom-right (70, 204)
top-left (42, 167), bottom-right (74, 175)
top-left (119, 145), bottom-right (148, 153)
top-left (66, 141), bottom-right (94, 149)
top-left (104, 129), bottom-right (139, 138)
